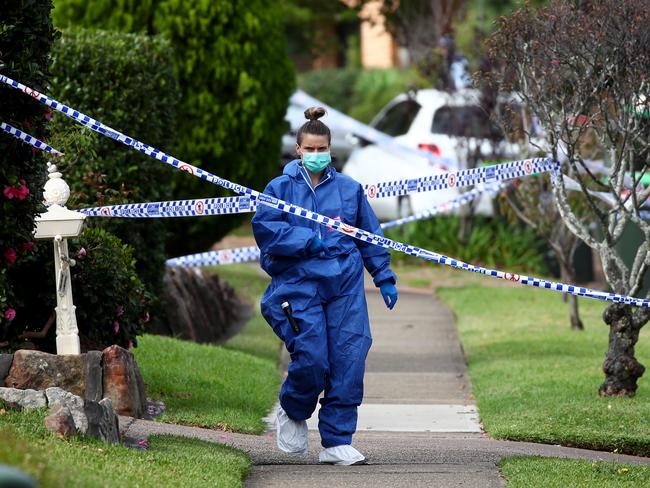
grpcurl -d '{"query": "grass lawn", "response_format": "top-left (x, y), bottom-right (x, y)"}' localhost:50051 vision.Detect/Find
top-left (210, 264), bottom-right (279, 364)
top-left (438, 285), bottom-right (650, 456)
top-left (499, 456), bottom-right (650, 487)
top-left (133, 334), bottom-right (279, 433)
top-left (132, 262), bottom-right (280, 434)
top-left (0, 408), bottom-right (249, 487)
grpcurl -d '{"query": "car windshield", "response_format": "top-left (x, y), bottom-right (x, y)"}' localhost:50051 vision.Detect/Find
top-left (374, 99), bottom-right (421, 137)
top-left (431, 105), bottom-right (504, 140)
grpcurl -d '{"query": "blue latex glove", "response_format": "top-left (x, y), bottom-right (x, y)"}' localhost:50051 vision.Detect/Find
top-left (379, 281), bottom-right (398, 310)
top-left (307, 236), bottom-right (327, 255)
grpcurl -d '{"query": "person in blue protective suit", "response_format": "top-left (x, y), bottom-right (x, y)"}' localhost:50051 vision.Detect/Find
top-left (252, 106), bottom-right (398, 465)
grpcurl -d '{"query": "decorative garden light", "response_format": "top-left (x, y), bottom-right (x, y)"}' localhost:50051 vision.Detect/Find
top-left (33, 162), bottom-right (86, 355)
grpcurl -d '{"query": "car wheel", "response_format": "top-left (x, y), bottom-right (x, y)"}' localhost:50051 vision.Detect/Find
top-left (397, 196), bottom-right (413, 219)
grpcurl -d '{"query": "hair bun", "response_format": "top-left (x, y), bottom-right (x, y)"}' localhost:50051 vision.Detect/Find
top-left (304, 106), bottom-right (327, 121)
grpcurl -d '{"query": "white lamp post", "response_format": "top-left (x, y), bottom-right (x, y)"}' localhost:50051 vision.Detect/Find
top-left (33, 162), bottom-right (86, 355)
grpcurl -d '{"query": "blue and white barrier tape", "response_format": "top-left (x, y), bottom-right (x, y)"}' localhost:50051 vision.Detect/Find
top-left (5, 74), bottom-right (647, 308)
top-left (79, 196), bottom-right (256, 218)
top-left (166, 246), bottom-right (260, 267)
top-left (0, 118), bottom-right (498, 227)
top-left (165, 187), bottom-right (499, 266)
top-left (362, 159), bottom-right (550, 199)
top-left (0, 121), bottom-right (64, 156)
top-left (380, 183), bottom-right (502, 230)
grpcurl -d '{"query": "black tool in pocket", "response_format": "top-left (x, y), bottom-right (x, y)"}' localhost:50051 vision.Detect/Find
top-left (281, 301), bottom-right (300, 334)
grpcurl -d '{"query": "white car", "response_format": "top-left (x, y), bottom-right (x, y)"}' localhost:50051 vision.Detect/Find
top-left (342, 89), bottom-right (527, 221)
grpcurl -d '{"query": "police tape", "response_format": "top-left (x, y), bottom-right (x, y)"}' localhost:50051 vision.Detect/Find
top-left (0, 121), bottom-right (64, 156)
top-left (6, 74), bottom-right (648, 308)
top-left (79, 196), bottom-right (256, 217)
top-left (0, 117), bottom-right (499, 227)
top-left (165, 187), bottom-right (499, 265)
top-left (380, 183), bottom-right (502, 230)
top-left (363, 157), bottom-right (555, 199)
top-left (166, 246), bottom-right (260, 267)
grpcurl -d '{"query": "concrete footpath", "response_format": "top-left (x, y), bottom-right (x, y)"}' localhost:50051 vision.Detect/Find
top-left (120, 288), bottom-right (650, 487)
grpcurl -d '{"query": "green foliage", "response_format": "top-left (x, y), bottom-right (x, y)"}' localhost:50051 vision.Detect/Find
top-left (298, 67), bottom-right (427, 123)
top-left (49, 28), bottom-right (178, 298)
top-left (6, 227), bottom-right (150, 352)
top-left (500, 457), bottom-right (650, 488)
top-left (134, 334), bottom-right (279, 433)
top-left (0, 410), bottom-right (251, 487)
top-left (53, 0), bottom-right (295, 254)
top-left (0, 0), bottom-right (55, 343)
top-left (438, 285), bottom-right (650, 456)
top-left (386, 215), bottom-right (548, 275)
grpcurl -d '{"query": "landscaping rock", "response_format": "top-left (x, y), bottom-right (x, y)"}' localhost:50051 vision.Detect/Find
top-left (102, 345), bottom-right (147, 418)
top-left (4, 350), bottom-right (85, 396)
top-left (45, 387), bottom-right (88, 434)
top-left (44, 405), bottom-right (77, 438)
top-left (156, 266), bottom-right (253, 344)
top-left (84, 351), bottom-right (103, 402)
top-left (0, 354), bottom-right (13, 385)
top-left (0, 387), bottom-right (46, 410)
top-left (85, 398), bottom-right (120, 443)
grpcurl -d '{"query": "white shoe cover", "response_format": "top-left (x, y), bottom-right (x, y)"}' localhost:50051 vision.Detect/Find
top-left (276, 405), bottom-right (308, 455)
top-left (318, 445), bottom-right (366, 465)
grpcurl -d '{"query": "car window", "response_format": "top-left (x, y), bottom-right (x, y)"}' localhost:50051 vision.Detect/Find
top-left (431, 105), bottom-right (504, 140)
top-left (374, 100), bottom-right (421, 137)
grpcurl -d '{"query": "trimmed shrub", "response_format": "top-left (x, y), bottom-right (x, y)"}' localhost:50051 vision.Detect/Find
top-left (53, 0), bottom-right (296, 254)
top-left (49, 28), bottom-right (178, 299)
top-left (0, 0), bottom-right (55, 345)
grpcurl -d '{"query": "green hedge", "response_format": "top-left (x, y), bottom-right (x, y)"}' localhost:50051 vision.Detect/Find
top-left (53, 0), bottom-right (295, 254)
top-left (0, 0), bottom-right (55, 345)
top-left (49, 28), bottom-right (178, 299)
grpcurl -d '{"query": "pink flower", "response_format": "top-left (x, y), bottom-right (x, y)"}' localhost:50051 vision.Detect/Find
top-left (113, 320), bottom-right (120, 334)
top-left (4, 308), bottom-right (16, 322)
top-left (21, 241), bottom-right (34, 252)
top-left (128, 339), bottom-right (134, 349)
top-left (77, 247), bottom-right (87, 259)
top-left (44, 110), bottom-right (52, 121)
top-left (4, 248), bottom-right (17, 265)
top-left (3, 181), bottom-right (29, 201)
top-left (116, 305), bottom-right (124, 317)
top-left (15, 181), bottom-right (29, 200)
top-left (3, 186), bottom-right (16, 199)
top-left (142, 312), bottom-right (150, 323)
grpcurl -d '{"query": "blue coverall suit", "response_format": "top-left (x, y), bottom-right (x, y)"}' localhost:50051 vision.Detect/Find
top-left (252, 160), bottom-right (396, 448)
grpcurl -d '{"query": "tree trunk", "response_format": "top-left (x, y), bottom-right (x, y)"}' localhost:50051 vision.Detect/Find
top-left (568, 295), bottom-right (584, 330)
top-left (599, 303), bottom-right (646, 397)
top-left (559, 259), bottom-right (584, 330)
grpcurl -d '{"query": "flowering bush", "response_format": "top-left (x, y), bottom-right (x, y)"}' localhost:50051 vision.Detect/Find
top-left (0, 0), bottom-right (55, 343)
top-left (5, 227), bottom-right (150, 352)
